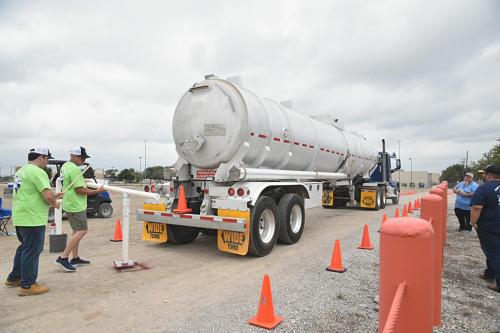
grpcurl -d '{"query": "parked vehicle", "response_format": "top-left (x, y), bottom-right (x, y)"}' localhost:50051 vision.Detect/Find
top-left (137, 75), bottom-right (400, 256)
top-left (48, 160), bottom-right (113, 221)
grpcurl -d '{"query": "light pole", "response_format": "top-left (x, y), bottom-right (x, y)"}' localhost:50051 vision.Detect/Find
top-left (144, 139), bottom-right (147, 181)
top-left (409, 157), bottom-right (413, 187)
top-left (139, 156), bottom-right (142, 183)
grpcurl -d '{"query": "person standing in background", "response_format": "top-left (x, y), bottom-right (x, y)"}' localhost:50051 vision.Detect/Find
top-left (453, 172), bottom-right (479, 231)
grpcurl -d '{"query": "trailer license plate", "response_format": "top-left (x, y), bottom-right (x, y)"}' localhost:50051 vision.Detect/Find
top-left (142, 222), bottom-right (167, 242)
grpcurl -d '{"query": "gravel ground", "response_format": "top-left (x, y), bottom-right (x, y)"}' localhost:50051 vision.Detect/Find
top-left (1, 187), bottom-right (499, 332)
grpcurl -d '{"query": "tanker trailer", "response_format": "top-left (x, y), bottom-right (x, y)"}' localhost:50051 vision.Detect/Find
top-left (137, 75), bottom-right (400, 256)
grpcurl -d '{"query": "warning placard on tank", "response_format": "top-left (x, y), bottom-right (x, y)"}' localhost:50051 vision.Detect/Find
top-left (204, 123), bottom-right (226, 136)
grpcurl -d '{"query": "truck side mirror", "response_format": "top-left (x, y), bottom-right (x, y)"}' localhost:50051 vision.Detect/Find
top-left (396, 159), bottom-right (401, 169)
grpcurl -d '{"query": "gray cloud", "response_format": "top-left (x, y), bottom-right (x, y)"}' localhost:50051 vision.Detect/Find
top-left (1, 0), bottom-right (499, 176)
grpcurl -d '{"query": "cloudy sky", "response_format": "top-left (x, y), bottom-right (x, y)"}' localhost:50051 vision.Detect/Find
top-left (0, 0), bottom-right (499, 176)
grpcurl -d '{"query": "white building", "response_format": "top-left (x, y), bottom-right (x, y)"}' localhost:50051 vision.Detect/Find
top-left (394, 171), bottom-right (440, 189)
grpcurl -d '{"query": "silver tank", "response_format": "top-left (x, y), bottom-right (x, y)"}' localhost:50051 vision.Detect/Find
top-left (172, 76), bottom-right (378, 177)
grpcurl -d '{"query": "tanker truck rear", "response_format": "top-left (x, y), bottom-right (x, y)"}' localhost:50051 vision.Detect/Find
top-left (137, 75), bottom-right (400, 256)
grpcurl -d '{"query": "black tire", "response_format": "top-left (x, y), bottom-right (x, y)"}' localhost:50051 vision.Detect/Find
top-left (278, 194), bottom-right (305, 244)
top-left (379, 186), bottom-right (387, 209)
top-left (374, 188), bottom-right (381, 211)
top-left (248, 196), bottom-right (280, 257)
top-left (167, 225), bottom-right (200, 244)
top-left (97, 202), bottom-right (113, 218)
top-left (333, 199), bottom-right (349, 208)
top-left (391, 195), bottom-right (399, 205)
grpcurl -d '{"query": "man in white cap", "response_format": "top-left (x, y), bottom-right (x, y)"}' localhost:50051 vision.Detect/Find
top-left (453, 172), bottom-right (479, 231)
top-left (5, 147), bottom-right (63, 296)
top-left (55, 146), bottom-right (104, 272)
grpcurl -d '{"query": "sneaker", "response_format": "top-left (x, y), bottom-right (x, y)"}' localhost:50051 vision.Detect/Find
top-left (70, 257), bottom-right (90, 266)
top-left (5, 278), bottom-right (20, 287)
top-left (18, 283), bottom-right (49, 296)
top-left (487, 283), bottom-right (500, 292)
top-left (55, 256), bottom-right (76, 272)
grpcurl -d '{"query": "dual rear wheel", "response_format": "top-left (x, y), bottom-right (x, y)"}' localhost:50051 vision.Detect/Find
top-left (248, 194), bottom-right (305, 257)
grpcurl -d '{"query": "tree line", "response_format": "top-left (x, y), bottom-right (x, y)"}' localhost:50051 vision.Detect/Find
top-left (440, 142), bottom-right (500, 185)
top-left (104, 166), bottom-right (166, 183)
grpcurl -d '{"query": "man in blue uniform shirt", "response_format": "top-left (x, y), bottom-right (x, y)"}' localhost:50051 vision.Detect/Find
top-left (471, 165), bottom-right (500, 292)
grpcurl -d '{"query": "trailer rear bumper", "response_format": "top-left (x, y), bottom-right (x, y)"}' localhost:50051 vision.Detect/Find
top-left (136, 210), bottom-right (246, 232)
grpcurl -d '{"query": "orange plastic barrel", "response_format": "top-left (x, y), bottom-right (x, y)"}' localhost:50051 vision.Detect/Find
top-left (379, 217), bottom-right (435, 333)
top-left (420, 194), bottom-right (444, 327)
top-left (430, 187), bottom-right (446, 245)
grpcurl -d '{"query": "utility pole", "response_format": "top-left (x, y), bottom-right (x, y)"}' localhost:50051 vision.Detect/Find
top-left (465, 150), bottom-right (468, 171)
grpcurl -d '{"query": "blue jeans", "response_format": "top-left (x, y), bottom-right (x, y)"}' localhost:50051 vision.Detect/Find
top-left (7, 226), bottom-right (46, 288)
top-left (477, 227), bottom-right (500, 286)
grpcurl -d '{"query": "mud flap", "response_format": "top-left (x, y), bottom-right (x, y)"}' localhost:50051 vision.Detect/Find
top-left (217, 209), bottom-right (250, 255)
top-left (141, 203), bottom-right (168, 243)
top-left (322, 189), bottom-right (334, 207)
top-left (360, 189), bottom-right (377, 209)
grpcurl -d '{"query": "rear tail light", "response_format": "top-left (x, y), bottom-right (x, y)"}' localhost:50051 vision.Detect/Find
top-left (237, 188), bottom-right (245, 196)
top-left (228, 188), bottom-right (235, 196)
top-left (151, 185), bottom-right (156, 193)
top-left (144, 185), bottom-right (150, 192)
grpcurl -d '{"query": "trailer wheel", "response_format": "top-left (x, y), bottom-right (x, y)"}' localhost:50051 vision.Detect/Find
top-left (374, 188), bottom-right (381, 211)
top-left (278, 194), bottom-right (305, 244)
top-left (379, 186), bottom-right (387, 209)
top-left (167, 225), bottom-right (200, 244)
top-left (248, 196), bottom-right (279, 257)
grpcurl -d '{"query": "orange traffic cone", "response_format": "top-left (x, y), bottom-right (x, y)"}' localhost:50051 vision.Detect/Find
top-left (417, 198), bottom-right (421, 209)
top-left (358, 224), bottom-right (374, 250)
top-left (413, 199), bottom-right (419, 210)
top-left (326, 240), bottom-right (347, 272)
top-left (394, 208), bottom-right (400, 218)
top-left (402, 204), bottom-right (408, 217)
top-left (173, 185), bottom-right (192, 214)
top-left (110, 219), bottom-right (123, 242)
top-left (248, 275), bottom-right (283, 329)
top-left (408, 201), bottom-right (413, 213)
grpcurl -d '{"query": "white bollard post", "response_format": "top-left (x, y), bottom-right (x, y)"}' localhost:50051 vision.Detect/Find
top-left (55, 177), bottom-right (63, 234)
top-left (114, 192), bottom-right (135, 267)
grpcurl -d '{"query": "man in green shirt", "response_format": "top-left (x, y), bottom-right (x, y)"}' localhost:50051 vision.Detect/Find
top-left (55, 146), bottom-right (104, 272)
top-left (5, 147), bottom-right (62, 296)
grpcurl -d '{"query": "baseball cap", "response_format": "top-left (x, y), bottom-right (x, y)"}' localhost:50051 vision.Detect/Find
top-left (70, 146), bottom-right (91, 159)
top-left (485, 164), bottom-right (500, 176)
top-left (29, 146), bottom-right (54, 159)
top-left (465, 172), bottom-right (474, 178)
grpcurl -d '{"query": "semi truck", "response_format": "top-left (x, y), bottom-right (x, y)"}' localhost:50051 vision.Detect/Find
top-left (137, 75), bottom-right (400, 256)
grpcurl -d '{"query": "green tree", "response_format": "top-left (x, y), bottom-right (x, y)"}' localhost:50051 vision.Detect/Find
top-left (145, 166), bottom-right (165, 180)
top-left (439, 163), bottom-right (465, 186)
top-left (470, 142), bottom-right (500, 173)
top-left (105, 168), bottom-right (118, 179)
top-left (117, 168), bottom-right (138, 183)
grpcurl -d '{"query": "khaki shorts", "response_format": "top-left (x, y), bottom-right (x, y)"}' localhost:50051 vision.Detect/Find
top-left (67, 211), bottom-right (88, 231)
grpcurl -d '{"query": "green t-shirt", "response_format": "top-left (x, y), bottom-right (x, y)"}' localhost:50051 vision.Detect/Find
top-left (61, 161), bottom-right (87, 212)
top-left (12, 164), bottom-right (51, 227)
